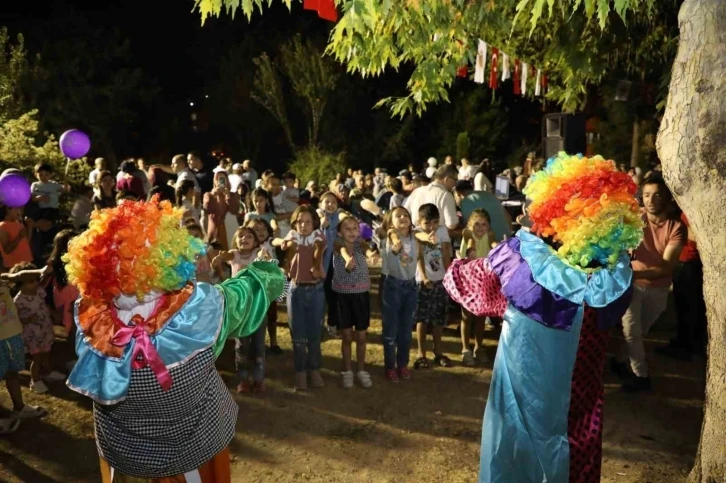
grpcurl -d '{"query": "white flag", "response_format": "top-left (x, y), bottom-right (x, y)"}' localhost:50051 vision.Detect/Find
top-left (521, 62), bottom-right (528, 95)
top-left (501, 54), bottom-right (511, 81)
top-left (474, 40), bottom-right (487, 84)
top-left (534, 69), bottom-right (542, 96)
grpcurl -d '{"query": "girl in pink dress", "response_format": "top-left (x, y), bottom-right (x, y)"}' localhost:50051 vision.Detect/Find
top-left (10, 262), bottom-right (65, 394)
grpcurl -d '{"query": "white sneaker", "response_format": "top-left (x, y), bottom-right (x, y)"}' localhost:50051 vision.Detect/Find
top-left (341, 371), bottom-right (354, 389)
top-left (44, 371), bottom-right (66, 382)
top-left (12, 404), bottom-right (47, 420)
top-left (356, 371), bottom-right (373, 389)
top-left (30, 380), bottom-right (49, 394)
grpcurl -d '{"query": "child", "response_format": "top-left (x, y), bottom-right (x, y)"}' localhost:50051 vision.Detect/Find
top-left (185, 221), bottom-right (217, 284)
top-left (245, 187), bottom-right (279, 236)
top-left (246, 218), bottom-right (283, 355)
top-left (266, 174), bottom-right (296, 238)
top-left (282, 205), bottom-right (326, 391)
top-left (458, 209), bottom-right (498, 365)
top-left (30, 163), bottom-right (65, 225)
top-left (317, 192), bottom-right (342, 337)
top-left (282, 171), bottom-right (300, 205)
top-left (0, 206), bottom-right (32, 271)
top-left (213, 227), bottom-right (266, 394)
top-left (0, 274), bottom-right (47, 431)
top-left (47, 229), bottom-right (79, 338)
top-left (70, 185), bottom-right (94, 230)
top-left (413, 204), bottom-right (452, 369)
top-left (381, 207), bottom-right (418, 381)
top-left (10, 262), bottom-right (66, 393)
top-left (333, 214), bottom-right (373, 388)
top-left (176, 180), bottom-right (201, 225)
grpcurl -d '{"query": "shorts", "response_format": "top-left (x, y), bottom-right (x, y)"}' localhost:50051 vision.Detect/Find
top-left (0, 334), bottom-right (26, 379)
top-left (335, 292), bottom-right (371, 331)
top-left (415, 281), bottom-right (449, 326)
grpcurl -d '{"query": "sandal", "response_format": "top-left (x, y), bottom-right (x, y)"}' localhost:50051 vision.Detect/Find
top-left (413, 357), bottom-right (430, 370)
top-left (0, 418), bottom-right (20, 435)
top-left (434, 354), bottom-right (452, 368)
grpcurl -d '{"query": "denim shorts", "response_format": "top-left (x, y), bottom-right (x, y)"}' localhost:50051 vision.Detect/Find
top-left (0, 334), bottom-right (26, 379)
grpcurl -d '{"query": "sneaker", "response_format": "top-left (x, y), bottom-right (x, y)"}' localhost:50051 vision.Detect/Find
top-left (461, 350), bottom-right (476, 367)
top-left (609, 358), bottom-right (633, 380)
top-left (474, 347), bottom-right (490, 364)
top-left (356, 371), bottom-right (373, 388)
top-left (309, 370), bottom-right (325, 388)
top-left (30, 380), bottom-right (49, 395)
top-left (341, 370), bottom-right (354, 389)
top-left (398, 367), bottom-right (411, 381)
top-left (269, 345), bottom-right (284, 355)
top-left (622, 375), bottom-right (652, 393)
top-left (44, 371), bottom-right (66, 383)
top-left (294, 372), bottom-right (308, 391)
top-left (385, 369), bottom-right (399, 383)
top-left (12, 404), bottom-right (47, 420)
top-left (236, 380), bottom-right (252, 394)
top-left (0, 418), bottom-right (21, 435)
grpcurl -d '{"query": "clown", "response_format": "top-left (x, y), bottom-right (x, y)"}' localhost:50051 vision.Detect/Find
top-left (444, 153), bottom-right (643, 483)
top-left (64, 197), bottom-right (284, 483)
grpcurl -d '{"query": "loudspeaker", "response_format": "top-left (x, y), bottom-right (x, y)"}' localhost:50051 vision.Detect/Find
top-left (542, 113), bottom-right (586, 159)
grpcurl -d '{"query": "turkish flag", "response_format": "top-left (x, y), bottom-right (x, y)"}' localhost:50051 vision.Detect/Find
top-left (513, 59), bottom-right (521, 95)
top-left (303, 0), bottom-right (319, 11)
top-left (457, 66), bottom-right (469, 78)
top-left (317, 0), bottom-right (338, 21)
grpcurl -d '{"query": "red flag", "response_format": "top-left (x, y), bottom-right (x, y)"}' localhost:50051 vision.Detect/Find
top-left (303, 0), bottom-right (319, 11)
top-left (489, 47), bottom-right (499, 89)
top-left (541, 73), bottom-right (548, 91)
top-left (513, 59), bottom-right (521, 95)
top-left (457, 66), bottom-right (469, 78)
top-left (317, 0), bottom-right (338, 21)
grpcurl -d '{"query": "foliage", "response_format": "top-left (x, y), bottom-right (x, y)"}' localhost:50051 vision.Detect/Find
top-left (287, 145), bottom-right (346, 187)
top-left (195, 0), bottom-right (674, 117)
top-left (0, 110), bottom-right (91, 187)
top-left (251, 52), bottom-right (295, 150)
top-left (455, 132), bottom-right (469, 161)
top-left (252, 35), bottom-right (340, 150)
top-left (0, 27), bottom-right (37, 124)
top-left (279, 36), bottom-right (339, 146)
top-left (24, 13), bottom-right (159, 163)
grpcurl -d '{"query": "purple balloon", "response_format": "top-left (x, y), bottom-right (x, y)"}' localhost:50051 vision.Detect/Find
top-left (0, 174), bottom-right (31, 208)
top-left (59, 129), bottom-right (91, 159)
top-left (359, 222), bottom-right (373, 241)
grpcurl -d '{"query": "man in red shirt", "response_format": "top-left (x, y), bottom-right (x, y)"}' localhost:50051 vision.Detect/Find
top-left (612, 177), bottom-right (686, 392)
top-left (655, 212), bottom-right (706, 360)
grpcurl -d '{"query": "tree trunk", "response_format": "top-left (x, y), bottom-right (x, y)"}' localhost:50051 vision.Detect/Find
top-left (630, 119), bottom-right (640, 168)
top-left (656, 0), bottom-right (726, 481)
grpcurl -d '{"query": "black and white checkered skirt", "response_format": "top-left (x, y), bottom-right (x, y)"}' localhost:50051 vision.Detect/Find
top-left (93, 348), bottom-right (237, 478)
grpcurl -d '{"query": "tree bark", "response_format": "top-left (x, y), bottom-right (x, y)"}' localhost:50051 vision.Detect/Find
top-left (657, 0), bottom-right (726, 481)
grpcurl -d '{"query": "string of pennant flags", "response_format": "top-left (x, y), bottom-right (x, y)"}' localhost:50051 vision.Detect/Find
top-left (453, 37), bottom-right (548, 97)
top-left (298, 4), bottom-right (548, 98)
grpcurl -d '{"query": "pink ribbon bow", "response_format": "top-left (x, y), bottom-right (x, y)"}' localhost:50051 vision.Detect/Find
top-left (112, 313), bottom-right (173, 391)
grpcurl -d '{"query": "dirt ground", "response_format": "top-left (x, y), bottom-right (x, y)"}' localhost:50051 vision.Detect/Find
top-left (0, 269), bottom-right (705, 482)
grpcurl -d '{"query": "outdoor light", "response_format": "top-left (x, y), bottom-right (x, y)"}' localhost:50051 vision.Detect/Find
top-left (190, 102), bottom-right (195, 107)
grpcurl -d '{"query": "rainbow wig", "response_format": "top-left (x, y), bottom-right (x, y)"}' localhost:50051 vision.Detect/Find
top-left (64, 196), bottom-right (205, 301)
top-left (523, 152), bottom-right (643, 269)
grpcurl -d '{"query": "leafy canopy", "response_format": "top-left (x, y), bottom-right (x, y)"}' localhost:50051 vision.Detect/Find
top-left (194, 0), bottom-right (661, 116)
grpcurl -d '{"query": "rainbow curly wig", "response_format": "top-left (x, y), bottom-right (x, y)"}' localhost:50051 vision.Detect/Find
top-left (523, 152), bottom-right (643, 269)
top-left (64, 197), bottom-right (205, 301)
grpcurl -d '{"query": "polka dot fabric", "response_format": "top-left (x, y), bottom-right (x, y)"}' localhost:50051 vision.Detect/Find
top-left (567, 306), bottom-right (610, 482)
top-left (443, 258), bottom-right (507, 318)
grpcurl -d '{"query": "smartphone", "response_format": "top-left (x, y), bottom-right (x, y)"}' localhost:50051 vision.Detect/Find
top-left (218, 177), bottom-right (226, 188)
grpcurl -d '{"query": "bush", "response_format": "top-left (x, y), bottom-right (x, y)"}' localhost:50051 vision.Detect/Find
top-left (0, 110), bottom-right (91, 187)
top-left (287, 146), bottom-right (346, 189)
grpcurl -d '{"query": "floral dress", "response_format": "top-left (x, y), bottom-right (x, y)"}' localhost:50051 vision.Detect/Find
top-left (14, 289), bottom-right (55, 355)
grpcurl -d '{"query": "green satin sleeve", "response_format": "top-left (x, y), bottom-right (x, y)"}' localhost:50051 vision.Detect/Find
top-left (213, 261), bottom-right (285, 357)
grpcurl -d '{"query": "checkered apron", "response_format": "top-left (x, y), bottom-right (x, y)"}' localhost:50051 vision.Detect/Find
top-left (93, 348), bottom-right (237, 478)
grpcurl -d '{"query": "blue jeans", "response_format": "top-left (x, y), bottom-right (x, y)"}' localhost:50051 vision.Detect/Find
top-left (235, 321), bottom-right (266, 382)
top-left (287, 282), bottom-right (325, 372)
top-left (381, 276), bottom-right (418, 370)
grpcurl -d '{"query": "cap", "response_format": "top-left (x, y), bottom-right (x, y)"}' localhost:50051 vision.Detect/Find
top-left (232, 163), bottom-right (241, 170)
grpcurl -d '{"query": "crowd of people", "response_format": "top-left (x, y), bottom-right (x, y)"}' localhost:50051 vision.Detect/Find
top-left (0, 149), bottom-right (706, 436)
